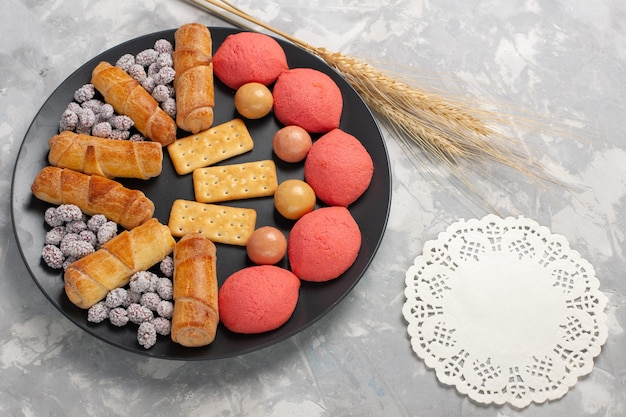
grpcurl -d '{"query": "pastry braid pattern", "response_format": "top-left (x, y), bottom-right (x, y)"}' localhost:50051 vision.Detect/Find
top-left (173, 23), bottom-right (215, 133)
top-left (64, 218), bottom-right (176, 309)
top-left (48, 131), bottom-right (163, 179)
top-left (171, 233), bottom-right (219, 347)
top-left (91, 61), bottom-right (177, 146)
top-left (31, 166), bottom-right (154, 230)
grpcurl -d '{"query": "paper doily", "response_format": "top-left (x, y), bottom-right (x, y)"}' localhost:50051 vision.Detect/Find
top-left (402, 215), bottom-right (608, 408)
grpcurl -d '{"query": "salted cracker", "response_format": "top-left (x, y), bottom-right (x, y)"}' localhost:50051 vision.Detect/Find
top-left (167, 199), bottom-right (257, 245)
top-left (167, 118), bottom-right (254, 175)
top-left (193, 159), bottom-right (278, 203)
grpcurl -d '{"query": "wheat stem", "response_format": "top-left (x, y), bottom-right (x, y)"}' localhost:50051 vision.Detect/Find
top-left (185, 0), bottom-right (562, 192)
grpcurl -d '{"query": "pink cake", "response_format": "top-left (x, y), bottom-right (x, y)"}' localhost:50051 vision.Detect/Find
top-left (287, 206), bottom-right (361, 282)
top-left (304, 129), bottom-right (374, 207)
top-left (272, 68), bottom-right (343, 133)
top-left (218, 265), bottom-right (300, 334)
top-left (213, 32), bottom-right (288, 90)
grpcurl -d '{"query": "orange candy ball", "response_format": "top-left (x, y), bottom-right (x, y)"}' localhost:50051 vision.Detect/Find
top-left (274, 179), bottom-right (316, 220)
top-left (246, 226), bottom-right (287, 265)
top-left (234, 82), bottom-right (274, 119)
top-left (272, 125), bottom-right (312, 163)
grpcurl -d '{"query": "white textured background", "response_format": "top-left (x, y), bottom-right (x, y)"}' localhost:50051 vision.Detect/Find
top-left (1, 0), bottom-right (625, 416)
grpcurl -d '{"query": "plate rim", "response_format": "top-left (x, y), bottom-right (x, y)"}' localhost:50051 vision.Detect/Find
top-left (10, 26), bottom-right (392, 360)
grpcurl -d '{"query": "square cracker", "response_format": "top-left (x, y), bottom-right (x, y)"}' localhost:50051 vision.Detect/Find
top-left (167, 118), bottom-right (254, 175)
top-left (168, 199), bottom-right (257, 245)
top-left (193, 159), bottom-right (278, 203)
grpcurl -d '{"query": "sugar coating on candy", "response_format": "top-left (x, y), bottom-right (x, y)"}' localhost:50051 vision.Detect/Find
top-left (137, 321), bottom-right (157, 349)
top-left (159, 256), bottom-right (174, 278)
top-left (105, 287), bottom-right (128, 308)
top-left (156, 277), bottom-right (173, 300)
top-left (40, 207), bottom-right (109, 269)
top-left (87, 302), bottom-right (110, 323)
top-left (154, 66), bottom-right (175, 85)
top-left (59, 232), bottom-right (79, 246)
top-left (128, 64), bottom-right (147, 80)
top-left (109, 115), bottom-right (134, 130)
top-left (73, 84), bottom-right (95, 103)
top-left (108, 129), bottom-right (130, 140)
top-left (66, 102), bottom-right (81, 113)
top-left (140, 76), bottom-right (156, 93)
top-left (140, 292), bottom-right (161, 311)
top-left (127, 303), bottom-right (154, 325)
top-left (97, 221), bottom-right (117, 245)
top-left (151, 84), bottom-right (170, 103)
top-left (156, 300), bottom-right (173, 319)
top-left (129, 271), bottom-right (157, 293)
top-left (91, 121), bottom-right (112, 138)
top-left (42, 244), bottom-right (64, 269)
top-left (152, 317), bottom-right (171, 336)
top-left (57, 204), bottom-right (83, 222)
top-left (44, 207), bottom-right (63, 227)
top-left (79, 230), bottom-right (97, 247)
top-left (65, 220), bottom-right (87, 234)
top-left (109, 307), bottom-right (129, 327)
top-left (136, 48), bottom-right (159, 67)
top-left (97, 103), bottom-right (114, 122)
top-left (115, 54), bottom-right (135, 71)
top-left (156, 53), bottom-right (173, 69)
top-left (129, 133), bottom-right (145, 142)
top-left (81, 99), bottom-right (104, 114)
top-left (87, 214), bottom-right (107, 232)
top-left (148, 273), bottom-right (160, 292)
top-left (59, 109), bottom-right (79, 132)
top-left (123, 289), bottom-right (142, 308)
top-left (63, 256), bottom-right (77, 270)
top-left (147, 62), bottom-right (160, 77)
top-left (154, 39), bottom-right (173, 54)
top-left (60, 238), bottom-right (94, 258)
top-left (160, 97), bottom-right (176, 118)
top-left (45, 227), bottom-right (66, 246)
top-left (76, 107), bottom-right (96, 133)
top-left (85, 264), bottom-right (175, 348)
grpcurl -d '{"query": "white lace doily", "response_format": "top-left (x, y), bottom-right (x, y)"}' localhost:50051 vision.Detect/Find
top-left (402, 215), bottom-right (608, 408)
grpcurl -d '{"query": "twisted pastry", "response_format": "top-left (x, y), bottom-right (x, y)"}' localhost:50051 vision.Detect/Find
top-left (48, 131), bottom-right (162, 179)
top-left (31, 166), bottom-right (154, 230)
top-left (91, 61), bottom-right (176, 146)
top-left (171, 233), bottom-right (219, 347)
top-left (173, 23), bottom-right (215, 133)
top-left (64, 219), bottom-right (176, 309)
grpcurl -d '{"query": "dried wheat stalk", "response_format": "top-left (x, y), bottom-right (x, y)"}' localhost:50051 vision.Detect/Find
top-left (184, 0), bottom-right (561, 203)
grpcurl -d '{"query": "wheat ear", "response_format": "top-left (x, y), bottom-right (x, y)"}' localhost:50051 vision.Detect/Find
top-left (185, 0), bottom-right (561, 191)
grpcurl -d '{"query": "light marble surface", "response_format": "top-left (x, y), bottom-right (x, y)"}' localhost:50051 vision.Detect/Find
top-left (1, 0), bottom-right (625, 415)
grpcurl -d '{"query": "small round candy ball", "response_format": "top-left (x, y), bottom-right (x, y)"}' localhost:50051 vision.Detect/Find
top-left (246, 226), bottom-right (287, 265)
top-left (274, 179), bottom-right (316, 220)
top-left (234, 82), bottom-right (273, 119)
top-left (272, 125), bottom-right (312, 163)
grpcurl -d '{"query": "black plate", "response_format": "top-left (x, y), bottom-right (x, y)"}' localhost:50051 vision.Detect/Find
top-left (11, 27), bottom-right (391, 360)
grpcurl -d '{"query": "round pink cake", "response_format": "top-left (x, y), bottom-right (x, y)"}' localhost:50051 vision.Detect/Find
top-left (218, 265), bottom-right (300, 334)
top-left (213, 32), bottom-right (288, 90)
top-left (304, 129), bottom-right (374, 207)
top-left (272, 68), bottom-right (343, 133)
top-left (288, 206), bottom-right (361, 282)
